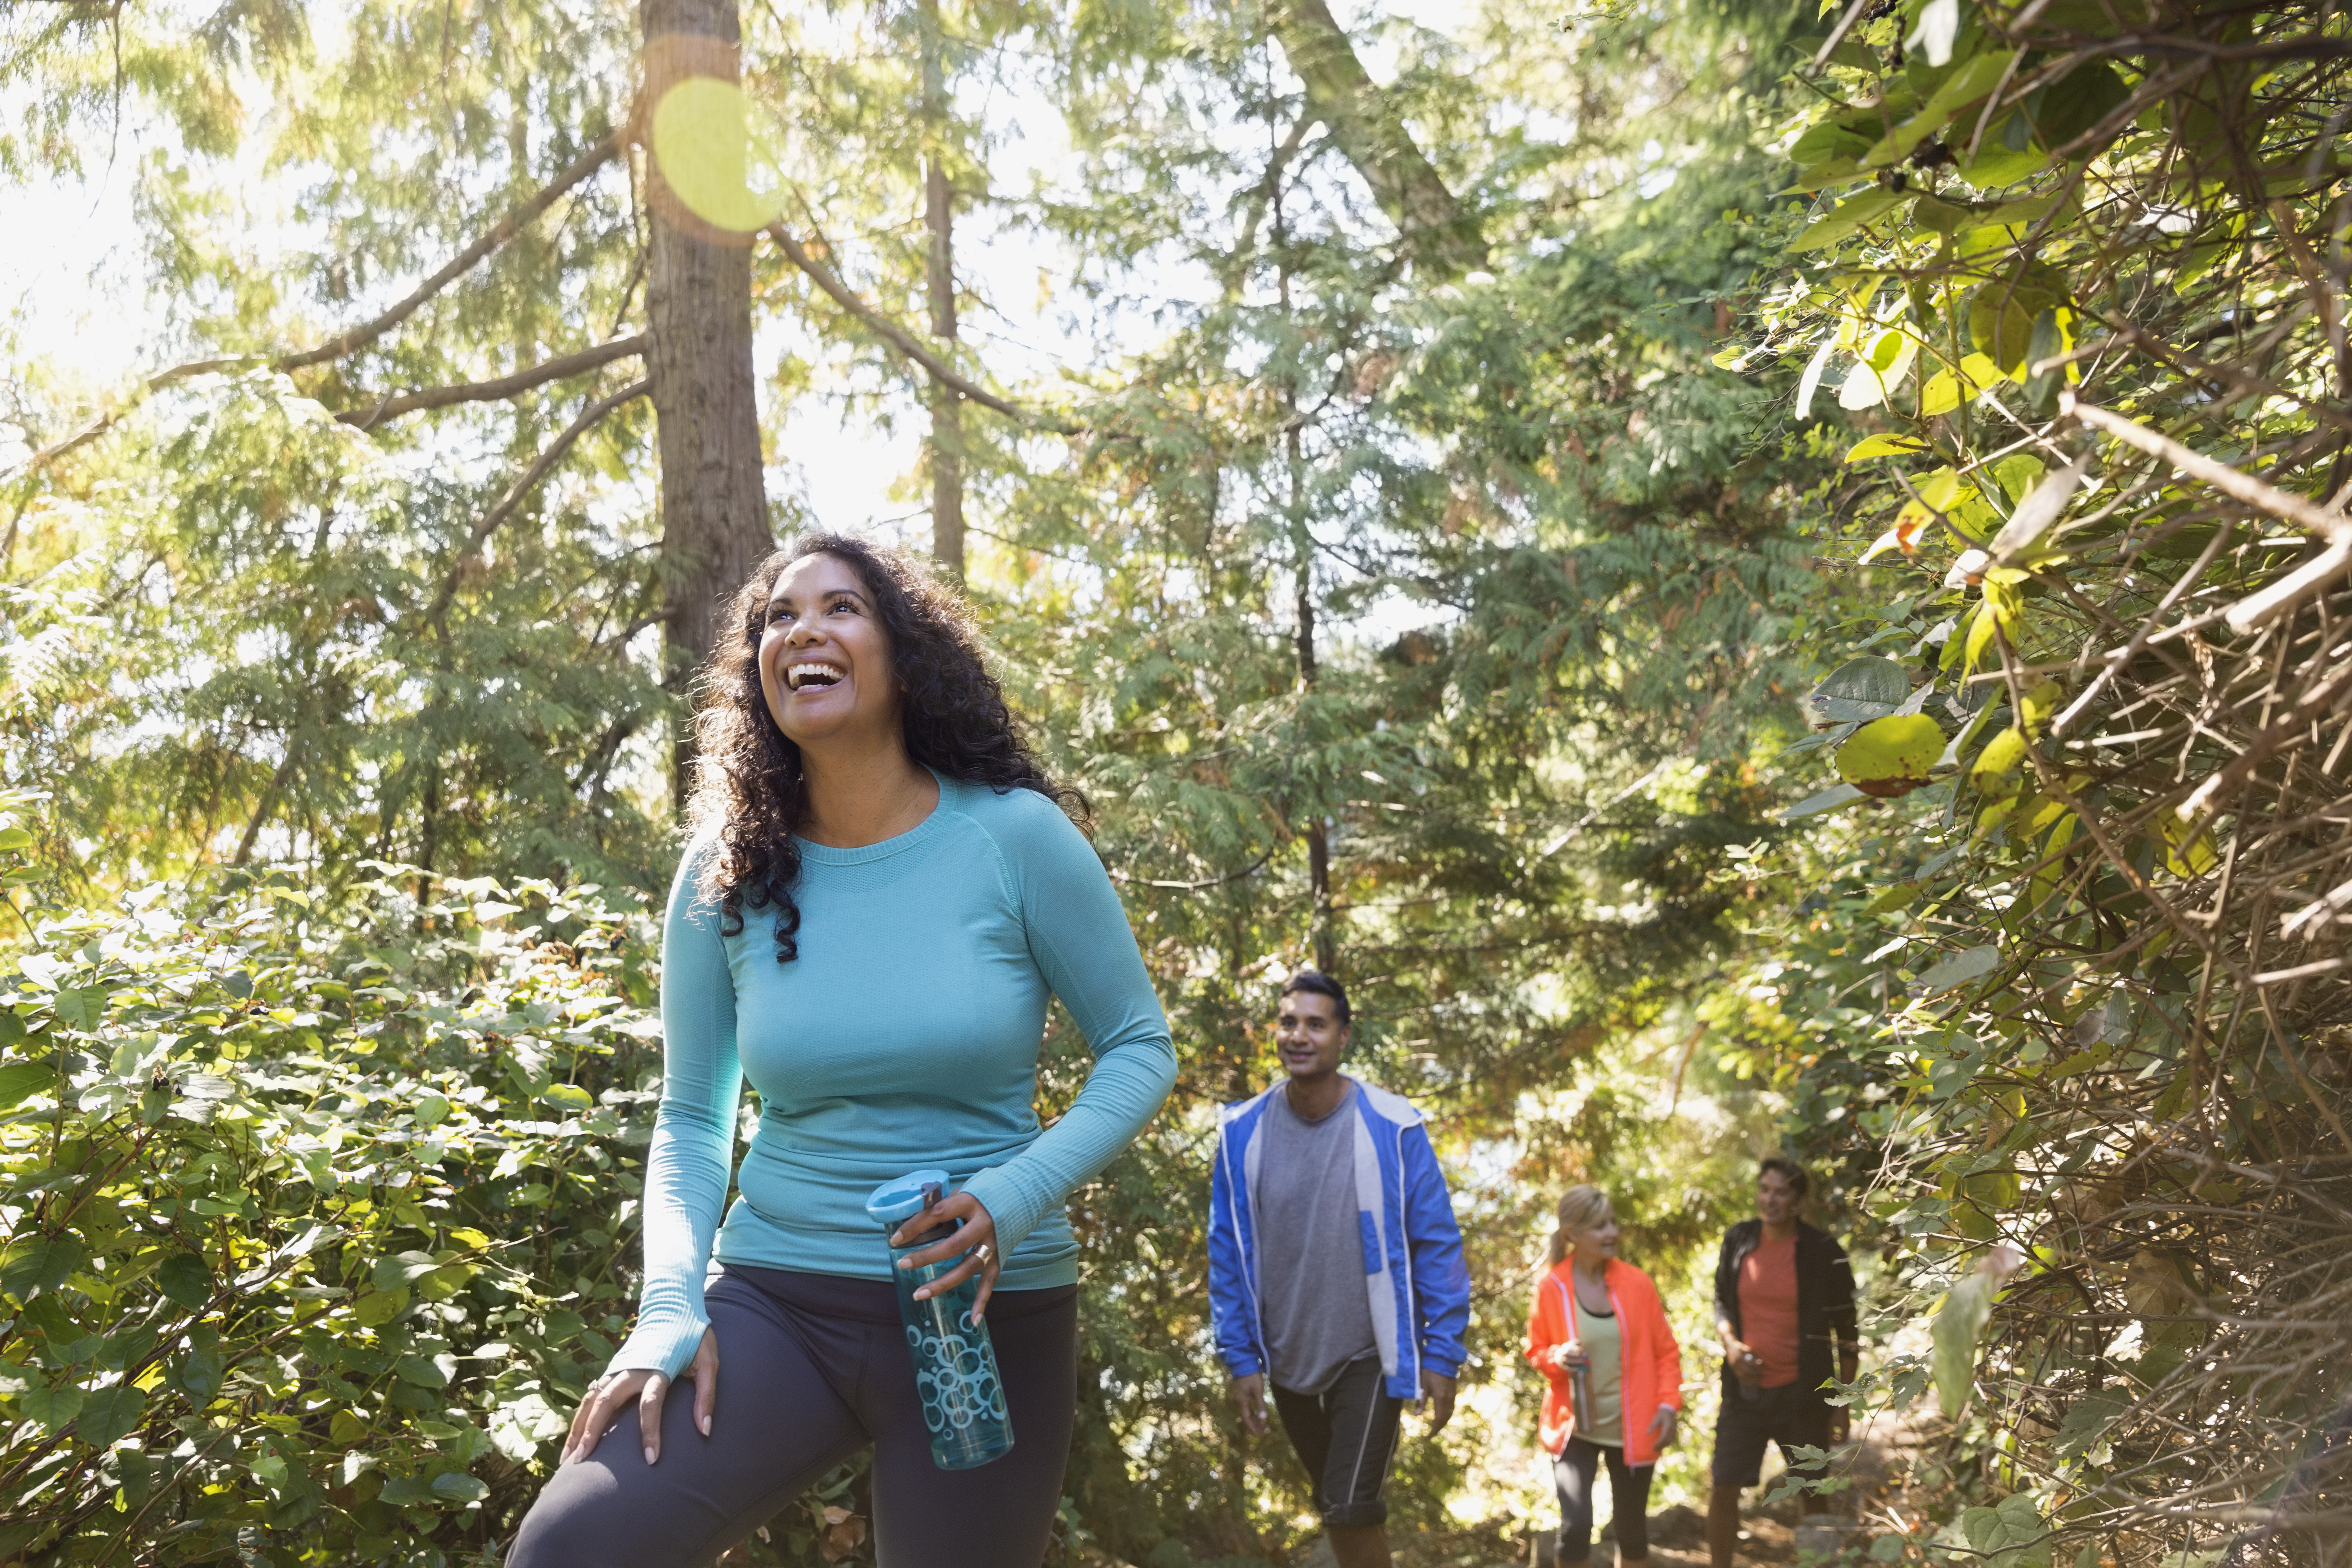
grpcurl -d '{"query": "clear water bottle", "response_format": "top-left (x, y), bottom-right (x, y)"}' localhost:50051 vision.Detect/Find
top-left (865, 1169), bottom-right (1015, 1471)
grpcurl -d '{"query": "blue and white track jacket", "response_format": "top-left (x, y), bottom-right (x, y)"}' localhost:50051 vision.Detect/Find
top-left (1206, 1076), bottom-right (1470, 1402)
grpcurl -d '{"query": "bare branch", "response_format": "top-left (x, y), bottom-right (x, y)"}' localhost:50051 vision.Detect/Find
top-left (763, 223), bottom-right (1076, 434)
top-left (277, 129), bottom-right (624, 372)
top-left (17, 357), bottom-right (255, 476)
top-left (10, 129), bottom-right (623, 479)
top-left (423, 377), bottom-right (650, 626)
top-left (335, 336), bottom-right (646, 429)
top-left (2064, 392), bottom-right (2352, 630)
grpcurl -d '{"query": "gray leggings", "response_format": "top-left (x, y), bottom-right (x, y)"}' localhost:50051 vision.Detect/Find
top-left (508, 1266), bottom-right (1077, 1568)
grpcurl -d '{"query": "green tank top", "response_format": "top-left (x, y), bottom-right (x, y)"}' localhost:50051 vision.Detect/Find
top-left (1577, 1301), bottom-right (1624, 1446)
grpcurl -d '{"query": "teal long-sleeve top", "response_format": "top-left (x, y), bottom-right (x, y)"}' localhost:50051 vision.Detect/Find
top-left (608, 773), bottom-right (1178, 1379)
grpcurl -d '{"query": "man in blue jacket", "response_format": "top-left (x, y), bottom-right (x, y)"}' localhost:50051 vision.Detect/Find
top-left (1208, 969), bottom-right (1470, 1568)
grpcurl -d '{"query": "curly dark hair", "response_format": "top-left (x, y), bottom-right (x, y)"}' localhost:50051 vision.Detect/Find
top-left (688, 533), bottom-right (1079, 962)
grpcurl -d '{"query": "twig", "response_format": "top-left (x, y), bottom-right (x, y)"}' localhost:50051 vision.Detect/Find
top-left (764, 223), bottom-right (1075, 432)
top-left (336, 336), bottom-right (645, 429)
top-left (422, 377), bottom-right (650, 626)
top-left (13, 129), bottom-right (624, 477)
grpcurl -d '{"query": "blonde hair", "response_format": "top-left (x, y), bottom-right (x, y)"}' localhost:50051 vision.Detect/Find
top-left (1542, 1184), bottom-right (1615, 1269)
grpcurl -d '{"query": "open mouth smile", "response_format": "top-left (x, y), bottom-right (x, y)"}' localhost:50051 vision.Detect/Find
top-left (786, 661), bottom-right (845, 691)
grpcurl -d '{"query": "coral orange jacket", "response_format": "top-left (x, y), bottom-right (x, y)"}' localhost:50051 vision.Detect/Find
top-left (1524, 1257), bottom-right (1684, 1466)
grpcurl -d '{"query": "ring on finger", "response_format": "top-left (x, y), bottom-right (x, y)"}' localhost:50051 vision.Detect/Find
top-left (973, 1241), bottom-right (994, 1267)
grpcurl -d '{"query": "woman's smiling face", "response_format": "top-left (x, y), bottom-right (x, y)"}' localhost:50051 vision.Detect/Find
top-left (759, 553), bottom-right (900, 750)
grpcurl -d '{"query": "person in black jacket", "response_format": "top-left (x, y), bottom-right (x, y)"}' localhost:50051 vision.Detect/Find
top-left (1706, 1157), bottom-right (1858, 1568)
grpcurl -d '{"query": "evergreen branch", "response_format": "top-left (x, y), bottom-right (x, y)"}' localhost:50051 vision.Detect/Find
top-left (275, 128), bottom-right (625, 372)
top-left (763, 223), bottom-right (1078, 434)
top-left (16, 357), bottom-right (254, 477)
top-left (423, 376), bottom-right (650, 627)
top-left (334, 335), bottom-right (647, 429)
top-left (11, 129), bottom-right (622, 479)
top-left (1227, 114), bottom-right (1321, 287)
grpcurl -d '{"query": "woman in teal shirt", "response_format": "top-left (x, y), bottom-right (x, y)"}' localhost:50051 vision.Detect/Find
top-left (510, 536), bottom-right (1178, 1568)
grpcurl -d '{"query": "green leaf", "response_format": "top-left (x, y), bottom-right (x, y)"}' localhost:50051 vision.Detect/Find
top-left (174, 1339), bottom-right (224, 1402)
top-left (0, 1523), bottom-right (49, 1560)
top-left (1971, 287), bottom-right (2049, 377)
top-left (1972, 726), bottom-right (2030, 782)
top-left (1810, 656), bottom-right (1911, 723)
top-left (1915, 944), bottom-right (2000, 990)
top-left (53, 984), bottom-right (109, 1030)
top-left (539, 1082), bottom-right (592, 1113)
top-left (1836, 714), bottom-right (1946, 797)
top-left (2, 1238), bottom-right (89, 1301)
top-left (1863, 881), bottom-right (1922, 916)
top-left (413, 1093), bottom-right (451, 1129)
top-left (0, 1060), bottom-right (55, 1110)
top-left (353, 1286), bottom-right (411, 1327)
top-left (1911, 193), bottom-right (1976, 234)
top-left (1789, 189), bottom-right (1907, 253)
top-left (395, 1353), bottom-right (450, 1388)
top-left (2037, 60), bottom-right (2130, 148)
top-left (432, 1471), bottom-right (490, 1502)
top-left (1933, 1269), bottom-right (2001, 1417)
top-left (1782, 784), bottom-right (1866, 822)
top-left (20, 1380), bottom-right (85, 1434)
top-left (1844, 433), bottom-right (1929, 463)
top-left (1788, 119), bottom-right (1875, 167)
top-left (1960, 1493), bottom-right (2048, 1568)
top-left (377, 1473), bottom-right (444, 1508)
top-left (155, 1253), bottom-right (214, 1310)
top-left (2053, 1392), bottom-right (2124, 1460)
top-left (373, 1251), bottom-right (445, 1292)
top-left (1863, 50), bottom-right (2017, 167)
top-left (1960, 599), bottom-right (2000, 672)
top-left (1991, 454), bottom-right (2047, 507)
top-left (76, 1383), bottom-right (144, 1447)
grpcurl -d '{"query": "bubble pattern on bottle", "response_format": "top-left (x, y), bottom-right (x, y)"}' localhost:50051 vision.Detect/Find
top-left (908, 1322), bottom-right (1009, 1435)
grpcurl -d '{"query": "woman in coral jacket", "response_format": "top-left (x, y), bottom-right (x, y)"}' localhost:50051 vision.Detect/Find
top-left (1525, 1185), bottom-right (1684, 1567)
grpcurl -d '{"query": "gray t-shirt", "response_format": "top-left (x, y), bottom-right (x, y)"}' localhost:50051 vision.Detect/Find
top-left (1256, 1081), bottom-right (1379, 1394)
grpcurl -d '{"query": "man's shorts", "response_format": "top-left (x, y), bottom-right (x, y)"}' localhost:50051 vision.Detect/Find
top-left (1711, 1381), bottom-right (1833, 1490)
top-left (1270, 1354), bottom-right (1401, 1529)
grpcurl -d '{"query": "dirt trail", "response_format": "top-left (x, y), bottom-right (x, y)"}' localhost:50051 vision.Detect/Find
top-left (1344, 1401), bottom-right (1930, 1568)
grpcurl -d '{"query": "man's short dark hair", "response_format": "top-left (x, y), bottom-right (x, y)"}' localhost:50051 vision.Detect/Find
top-left (1759, 1155), bottom-right (1811, 1198)
top-left (1279, 968), bottom-right (1350, 1028)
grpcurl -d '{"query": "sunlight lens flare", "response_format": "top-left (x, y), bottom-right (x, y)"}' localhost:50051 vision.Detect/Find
top-left (649, 77), bottom-right (791, 234)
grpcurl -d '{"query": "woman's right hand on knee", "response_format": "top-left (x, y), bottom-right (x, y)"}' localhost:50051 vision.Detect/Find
top-left (561, 1328), bottom-right (719, 1467)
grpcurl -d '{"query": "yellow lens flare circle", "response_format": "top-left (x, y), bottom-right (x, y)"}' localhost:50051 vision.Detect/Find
top-left (649, 77), bottom-right (790, 234)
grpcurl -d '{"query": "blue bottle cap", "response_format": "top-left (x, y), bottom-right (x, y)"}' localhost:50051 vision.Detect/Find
top-left (866, 1169), bottom-right (953, 1227)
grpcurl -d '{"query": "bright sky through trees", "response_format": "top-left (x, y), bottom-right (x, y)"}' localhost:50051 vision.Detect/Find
top-left (5, 0), bottom-right (1460, 543)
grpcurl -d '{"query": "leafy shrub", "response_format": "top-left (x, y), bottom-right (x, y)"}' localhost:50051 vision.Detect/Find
top-left (1731, 0), bottom-right (2352, 1558)
top-left (0, 820), bottom-right (666, 1566)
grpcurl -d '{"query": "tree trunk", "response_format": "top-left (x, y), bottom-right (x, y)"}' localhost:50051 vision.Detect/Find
top-left (641, 0), bottom-right (771, 810)
top-left (1267, 0), bottom-right (1483, 274)
top-left (1290, 423), bottom-right (1334, 976)
top-left (920, 0), bottom-right (966, 580)
top-left (1298, 555), bottom-right (1335, 977)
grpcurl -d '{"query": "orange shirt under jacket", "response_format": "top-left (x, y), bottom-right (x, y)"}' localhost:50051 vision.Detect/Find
top-left (1524, 1256), bottom-right (1684, 1466)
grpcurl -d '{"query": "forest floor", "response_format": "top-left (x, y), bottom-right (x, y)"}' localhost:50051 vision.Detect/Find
top-left (1332, 1400), bottom-right (1930, 1568)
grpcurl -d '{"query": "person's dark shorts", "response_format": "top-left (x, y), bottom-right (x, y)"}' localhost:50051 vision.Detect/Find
top-left (1270, 1354), bottom-right (1401, 1529)
top-left (1711, 1381), bottom-right (1833, 1490)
